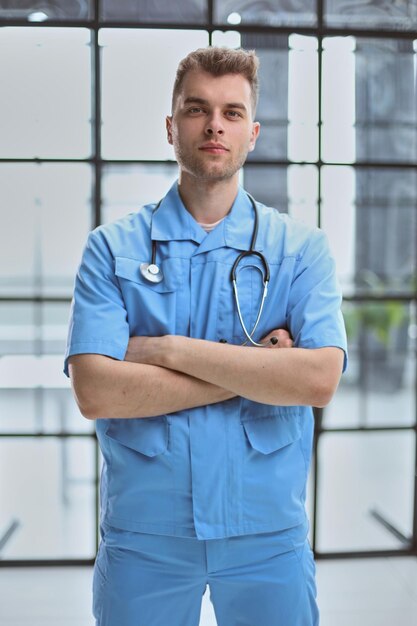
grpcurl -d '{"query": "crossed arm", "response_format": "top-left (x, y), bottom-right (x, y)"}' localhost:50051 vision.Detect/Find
top-left (68, 329), bottom-right (344, 420)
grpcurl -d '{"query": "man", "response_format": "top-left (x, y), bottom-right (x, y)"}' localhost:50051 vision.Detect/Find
top-left (65, 47), bottom-right (347, 626)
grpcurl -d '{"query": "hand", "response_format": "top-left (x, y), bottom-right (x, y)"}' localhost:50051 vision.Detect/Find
top-left (260, 328), bottom-right (293, 348)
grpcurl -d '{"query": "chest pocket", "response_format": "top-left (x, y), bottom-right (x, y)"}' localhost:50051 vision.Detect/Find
top-left (115, 256), bottom-right (186, 336)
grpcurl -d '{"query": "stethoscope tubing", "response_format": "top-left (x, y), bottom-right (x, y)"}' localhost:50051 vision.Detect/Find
top-left (232, 271), bottom-right (269, 347)
top-left (142, 192), bottom-right (271, 347)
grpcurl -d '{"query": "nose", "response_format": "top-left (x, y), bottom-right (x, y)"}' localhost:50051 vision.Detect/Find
top-left (205, 112), bottom-right (224, 136)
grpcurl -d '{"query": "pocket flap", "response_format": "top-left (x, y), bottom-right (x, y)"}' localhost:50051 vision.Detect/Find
top-left (115, 257), bottom-right (183, 293)
top-left (242, 408), bottom-right (301, 454)
top-left (105, 417), bottom-right (169, 457)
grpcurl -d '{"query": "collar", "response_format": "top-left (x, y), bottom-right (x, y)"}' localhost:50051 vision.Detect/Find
top-left (223, 186), bottom-right (264, 253)
top-left (150, 180), bottom-right (264, 253)
top-left (151, 181), bottom-right (206, 244)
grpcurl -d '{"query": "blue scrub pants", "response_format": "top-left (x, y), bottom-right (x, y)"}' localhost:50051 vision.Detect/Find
top-left (93, 524), bottom-right (319, 626)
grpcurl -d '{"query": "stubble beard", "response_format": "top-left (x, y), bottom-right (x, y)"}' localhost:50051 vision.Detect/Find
top-left (175, 144), bottom-right (249, 182)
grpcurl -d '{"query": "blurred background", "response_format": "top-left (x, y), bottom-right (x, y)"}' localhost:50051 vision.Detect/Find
top-left (0, 0), bottom-right (416, 620)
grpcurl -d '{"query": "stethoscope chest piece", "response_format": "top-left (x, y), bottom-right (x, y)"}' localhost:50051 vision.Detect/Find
top-left (140, 262), bottom-right (164, 284)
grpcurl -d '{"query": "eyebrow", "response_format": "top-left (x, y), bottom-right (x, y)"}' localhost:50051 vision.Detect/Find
top-left (183, 97), bottom-right (248, 111)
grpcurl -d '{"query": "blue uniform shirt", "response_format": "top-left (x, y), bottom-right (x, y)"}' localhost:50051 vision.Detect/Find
top-left (65, 181), bottom-right (347, 540)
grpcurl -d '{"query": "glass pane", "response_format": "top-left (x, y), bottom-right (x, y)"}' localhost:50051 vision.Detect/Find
top-left (0, 163), bottom-right (92, 297)
top-left (0, 27), bottom-right (91, 158)
top-left (214, 0), bottom-right (317, 27)
top-left (324, 301), bottom-right (416, 429)
top-left (0, 302), bottom-right (93, 434)
top-left (243, 165), bottom-right (287, 210)
top-left (323, 38), bottom-right (417, 164)
top-left (211, 30), bottom-right (242, 49)
top-left (317, 431), bottom-right (415, 552)
top-left (287, 34), bottom-right (319, 162)
top-left (0, 437), bottom-right (96, 559)
top-left (100, 0), bottom-right (206, 23)
top-left (0, 302), bottom-right (69, 356)
top-left (242, 164), bottom-right (318, 226)
top-left (355, 39), bottom-right (417, 163)
top-left (243, 33), bottom-right (290, 162)
top-left (322, 37), bottom-right (356, 163)
top-left (0, 386), bottom-right (90, 435)
top-left (0, 0), bottom-right (92, 21)
top-left (325, 0), bottom-right (417, 31)
top-left (102, 163), bottom-right (178, 224)
top-left (100, 29), bottom-right (209, 160)
top-left (287, 164), bottom-right (318, 227)
top-left (321, 167), bottom-right (417, 296)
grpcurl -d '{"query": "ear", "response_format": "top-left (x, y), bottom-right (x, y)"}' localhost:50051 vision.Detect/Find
top-left (166, 116), bottom-right (173, 145)
top-left (248, 121), bottom-right (260, 153)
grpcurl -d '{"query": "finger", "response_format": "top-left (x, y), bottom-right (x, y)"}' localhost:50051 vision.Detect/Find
top-left (276, 329), bottom-right (293, 348)
top-left (260, 333), bottom-right (279, 348)
top-left (260, 329), bottom-right (293, 348)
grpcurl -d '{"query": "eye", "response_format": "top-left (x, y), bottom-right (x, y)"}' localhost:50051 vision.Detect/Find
top-left (188, 107), bottom-right (204, 114)
top-left (226, 110), bottom-right (242, 119)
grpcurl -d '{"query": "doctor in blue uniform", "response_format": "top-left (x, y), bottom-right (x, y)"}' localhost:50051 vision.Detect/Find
top-left (65, 47), bottom-right (347, 626)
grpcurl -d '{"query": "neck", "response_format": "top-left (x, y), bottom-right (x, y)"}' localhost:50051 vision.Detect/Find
top-left (177, 172), bottom-right (239, 223)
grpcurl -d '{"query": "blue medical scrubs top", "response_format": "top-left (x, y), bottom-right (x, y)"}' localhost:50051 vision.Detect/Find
top-left (65, 181), bottom-right (347, 540)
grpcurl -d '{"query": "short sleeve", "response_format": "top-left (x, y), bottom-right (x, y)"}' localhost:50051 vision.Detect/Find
top-left (64, 228), bottom-right (129, 376)
top-left (287, 228), bottom-right (348, 372)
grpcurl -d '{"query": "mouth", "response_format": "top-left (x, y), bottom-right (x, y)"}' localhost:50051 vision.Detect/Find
top-left (199, 143), bottom-right (229, 154)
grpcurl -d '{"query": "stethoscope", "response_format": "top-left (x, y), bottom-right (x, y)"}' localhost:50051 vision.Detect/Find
top-left (140, 193), bottom-right (276, 347)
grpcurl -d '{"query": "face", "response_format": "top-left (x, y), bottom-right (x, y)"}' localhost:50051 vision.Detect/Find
top-left (166, 70), bottom-right (260, 183)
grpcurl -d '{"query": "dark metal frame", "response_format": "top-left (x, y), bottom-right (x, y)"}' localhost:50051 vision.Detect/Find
top-left (0, 0), bottom-right (416, 565)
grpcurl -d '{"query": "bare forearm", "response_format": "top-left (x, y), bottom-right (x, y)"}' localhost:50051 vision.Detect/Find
top-left (68, 354), bottom-right (235, 419)
top-left (144, 337), bottom-right (344, 407)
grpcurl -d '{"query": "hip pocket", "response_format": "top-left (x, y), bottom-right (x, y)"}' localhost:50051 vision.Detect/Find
top-left (241, 407), bottom-right (302, 454)
top-left (105, 416), bottom-right (169, 457)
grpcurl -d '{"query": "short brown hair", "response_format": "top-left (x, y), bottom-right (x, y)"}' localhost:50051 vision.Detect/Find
top-left (172, 47), bottom-right (260, 117)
